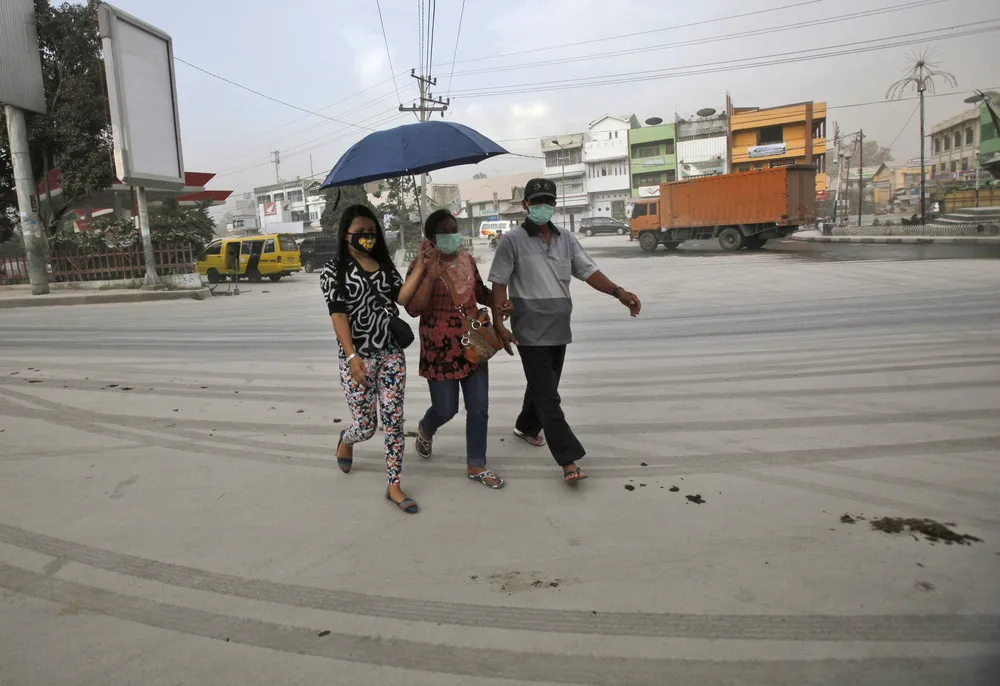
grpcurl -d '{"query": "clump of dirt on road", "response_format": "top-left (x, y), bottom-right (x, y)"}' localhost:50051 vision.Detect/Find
top-left (869, 517), bottom-right (982, 545)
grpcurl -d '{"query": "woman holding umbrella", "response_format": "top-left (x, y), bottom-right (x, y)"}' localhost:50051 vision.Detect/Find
top-left (320, 205), bottom-right (428, 514)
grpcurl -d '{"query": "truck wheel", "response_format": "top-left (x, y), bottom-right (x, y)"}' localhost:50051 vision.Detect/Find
top-left (303, 260), bottom-right (314, 273)
top-left (718, 228), bottom-right (744, 251)
top-left (206, 268), bottom-right (221, 284)
top-left (661, 241), bottom-right (681, 250)
top-left (638, 232), bottom-right (659, 252)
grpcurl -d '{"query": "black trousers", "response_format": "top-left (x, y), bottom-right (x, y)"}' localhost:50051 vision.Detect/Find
top-left (515, 345), bottom-right (586, 467)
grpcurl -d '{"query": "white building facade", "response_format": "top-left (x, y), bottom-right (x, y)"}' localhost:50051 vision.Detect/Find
top-left (253, 179), bottom-right (326, 231)
top-left (541, 114), bottom-right (639, 226)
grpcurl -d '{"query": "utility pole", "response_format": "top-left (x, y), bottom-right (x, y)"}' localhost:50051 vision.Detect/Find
top-left (857, 130), bottom-right (864, 227)
top-left (271, 150), bottom-right (281, 184)
top-left (551, 140), bottom-right (569, 227)
top-left (399, 69), bottom-right (448, 248)
top-left (4, 105), bottom-right (49, 295)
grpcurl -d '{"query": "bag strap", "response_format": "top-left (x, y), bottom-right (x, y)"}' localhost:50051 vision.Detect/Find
top-left (439, 268), bottom-right (469, 315)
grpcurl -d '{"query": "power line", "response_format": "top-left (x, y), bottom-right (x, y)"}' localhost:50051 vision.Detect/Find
top-left (449, 21), bottom-right (1000, 98)
top-left (191, 71), bottom-right (411, 166)
top-left (448, 0), bottom-right (947, 81)
top-left (445, 0), bottom-right (466, 100)
top-left (887, 103), bottom-right (921, 151)
top-left (173, 56), bottom-right (381, 132)
top-left (439, 0), bottom-right (827, 70)
top-left (418, 0), bottom-right (426, 80)
top-left (427, 0), bottom-right (438, 78)
top-left (375, 0), bottom-right (402, 106)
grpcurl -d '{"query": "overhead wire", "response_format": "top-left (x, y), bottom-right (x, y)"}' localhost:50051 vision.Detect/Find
top-left (375, 0), bottom-right (403, 106)
top-left (447, 0), bottom-right (947, 80)
top-left (173, 56), bottom-right (383, 132)
top-left (438, 0), bottom-right (828, 69)
top-left (444, 0), bottom-right (466, 100)
top-left (887, 104), bottom-right (921, 153)
top-left (449, 20), bottom-right (1000, 98)
top-left (427, 0), bottom-right (438, 78)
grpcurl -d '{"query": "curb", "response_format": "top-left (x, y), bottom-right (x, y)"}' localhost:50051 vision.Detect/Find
top-left (0, 288), bottom-right (211, 310)
top-left (789, 235), bottom-right (1000, 245)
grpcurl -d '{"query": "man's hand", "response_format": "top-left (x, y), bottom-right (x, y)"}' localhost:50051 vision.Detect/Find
top-left (498, 298), bottom-right (514, 320)
top-left (348, 356), bottom-right (370, 388)
top-left (495, 324), bottom-right (518, 355)
top-left (617, 289), bottom-right (641, 317)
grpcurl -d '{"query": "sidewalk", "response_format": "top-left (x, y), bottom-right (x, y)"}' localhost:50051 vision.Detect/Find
top-left (790, 229), bottom-right (1000, 245)
top-left (0, 287), bottom-right (211, 309)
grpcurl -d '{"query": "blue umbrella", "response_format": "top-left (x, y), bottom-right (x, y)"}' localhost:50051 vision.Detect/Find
top-left (319, 121), bottom-right (508, 189)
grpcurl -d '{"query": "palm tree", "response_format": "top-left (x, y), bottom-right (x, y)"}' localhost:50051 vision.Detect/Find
top-left (886, 49), bottom-right (957, 225)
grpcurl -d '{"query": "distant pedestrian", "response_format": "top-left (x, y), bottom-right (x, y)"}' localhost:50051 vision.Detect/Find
top-left (320, 205), bottom-right (428, 514)
top-left (488, 178), bottom-right (641, 484)
top-left (406, 209), bottom-right (512, 489)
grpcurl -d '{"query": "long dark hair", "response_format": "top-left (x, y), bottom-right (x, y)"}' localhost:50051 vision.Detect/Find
top-left (334, 204), bottom-right (398, 296)
top-left (424, 208), bottom-right (456, 240)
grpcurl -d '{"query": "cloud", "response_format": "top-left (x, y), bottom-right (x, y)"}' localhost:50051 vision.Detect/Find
top-left (340, 29), bottom-right (393, 90)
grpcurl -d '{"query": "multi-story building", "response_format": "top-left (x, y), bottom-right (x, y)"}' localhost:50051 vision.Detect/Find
top-left (979, 95), bottom-right (1000, 179)
top-left (253, 179), bottom-right (326, 231)
top-left (541, 115), bottom-right (639, 224)
top-left (628, 122), bottom-right (677, 197)
top-left (727, 98), bottom-right (828, 192)
top-left (584, 115), bottom-right (638, 219)
top-left (675, 111), bottom-right (728, 180)
top-left (930, 108), bottom-right (981, 182)
top-left (541, 134), bottom-right (588, 226)
top-left (222, 194), bottom-right (261, 236)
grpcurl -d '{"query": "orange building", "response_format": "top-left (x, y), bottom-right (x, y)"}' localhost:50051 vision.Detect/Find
top-left (727, 97), bottom-right (828, 192)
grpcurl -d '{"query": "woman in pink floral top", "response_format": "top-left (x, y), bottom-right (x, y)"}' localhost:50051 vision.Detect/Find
top-left (406, 210), bottom-right (505, 489)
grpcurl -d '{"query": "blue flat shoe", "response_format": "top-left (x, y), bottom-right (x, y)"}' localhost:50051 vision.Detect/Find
top-left (336, 431), bottom-right (352, 474)
top-left (386, 488), bottom-right (418, 514)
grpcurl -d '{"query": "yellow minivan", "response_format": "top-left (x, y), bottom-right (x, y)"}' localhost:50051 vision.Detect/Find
top-left (196, 234), bottom-right (302, 283)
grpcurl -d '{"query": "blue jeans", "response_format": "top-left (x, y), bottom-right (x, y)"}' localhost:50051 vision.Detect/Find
top-left (419, 364), bottom-right (489, 466)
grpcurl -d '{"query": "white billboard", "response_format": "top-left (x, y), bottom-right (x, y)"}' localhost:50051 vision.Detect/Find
top-left (0, 0), bottom-right (47, 113)
top-left (98, 4), bottom-right (185, 189)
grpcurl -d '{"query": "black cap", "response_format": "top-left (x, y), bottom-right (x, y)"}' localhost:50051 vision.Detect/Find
top-left (524, 177), bottom-right (557, 202)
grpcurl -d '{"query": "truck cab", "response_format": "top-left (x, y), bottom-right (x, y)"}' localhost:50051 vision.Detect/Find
top-left (629, 200), bottom-right (660, 251)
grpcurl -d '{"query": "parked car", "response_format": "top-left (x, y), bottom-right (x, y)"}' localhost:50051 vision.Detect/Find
top-left (580, 216), bottom-right (630, 236)
top-left (298, 234), bottom-right (338, 273)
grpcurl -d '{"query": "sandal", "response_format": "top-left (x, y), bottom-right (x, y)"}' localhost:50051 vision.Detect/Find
top-left (415, 425), bottom-right (433, 459)
top-left (386, 488), bottom-right (418, 514)
top-left (336, 431), bottom-right (352, 473)
top-left (513, 429), bottom-right (545, 447)
top-left (563, 468), bottom-right (587, 485)
top-left (468, 468), bottom-right (505, 489)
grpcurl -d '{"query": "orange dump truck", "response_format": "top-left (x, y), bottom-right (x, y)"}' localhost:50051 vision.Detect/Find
top-left (630, 165), bottom-right (817, 252)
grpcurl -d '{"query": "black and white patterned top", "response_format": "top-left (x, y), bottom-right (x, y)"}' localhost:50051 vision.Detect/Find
top-left (320, 257), bottom-right (403, 358)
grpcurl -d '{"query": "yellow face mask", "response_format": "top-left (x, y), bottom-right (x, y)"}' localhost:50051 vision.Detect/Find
top-left (350, 233), bottom-right (377, 253)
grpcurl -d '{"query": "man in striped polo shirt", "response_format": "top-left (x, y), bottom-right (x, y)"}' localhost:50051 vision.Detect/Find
top-left (489, 177), bottom-right (641, 484)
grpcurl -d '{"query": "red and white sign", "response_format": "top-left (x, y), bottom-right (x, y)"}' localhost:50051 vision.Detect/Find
top-left (263, 202), bottom-right (278, 216)
top-left (637, 186), bottom-right (661, 197)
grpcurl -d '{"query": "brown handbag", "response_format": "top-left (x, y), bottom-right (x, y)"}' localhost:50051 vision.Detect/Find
top-left (440, 267), bottom-right (503, 365)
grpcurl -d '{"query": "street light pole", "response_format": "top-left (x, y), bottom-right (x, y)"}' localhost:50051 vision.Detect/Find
top-left (551, 139), bottom-right (569, 229)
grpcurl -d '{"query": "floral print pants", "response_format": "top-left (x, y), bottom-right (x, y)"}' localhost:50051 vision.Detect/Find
top-left (338, 348), bottom-right (407, 486)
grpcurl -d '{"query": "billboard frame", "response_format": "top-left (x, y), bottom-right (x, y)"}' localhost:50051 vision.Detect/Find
top-left (98, 3), bottom-right (185, 189)
top-left (0, 0), bottom-right (47, 114)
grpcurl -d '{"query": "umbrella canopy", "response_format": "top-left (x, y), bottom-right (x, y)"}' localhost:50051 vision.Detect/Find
top-left (320, 121), bottom-right (508, 189)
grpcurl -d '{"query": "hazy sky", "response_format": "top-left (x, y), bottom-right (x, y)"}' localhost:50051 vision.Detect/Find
top-left (107, 0), bottom-right (999, 198)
